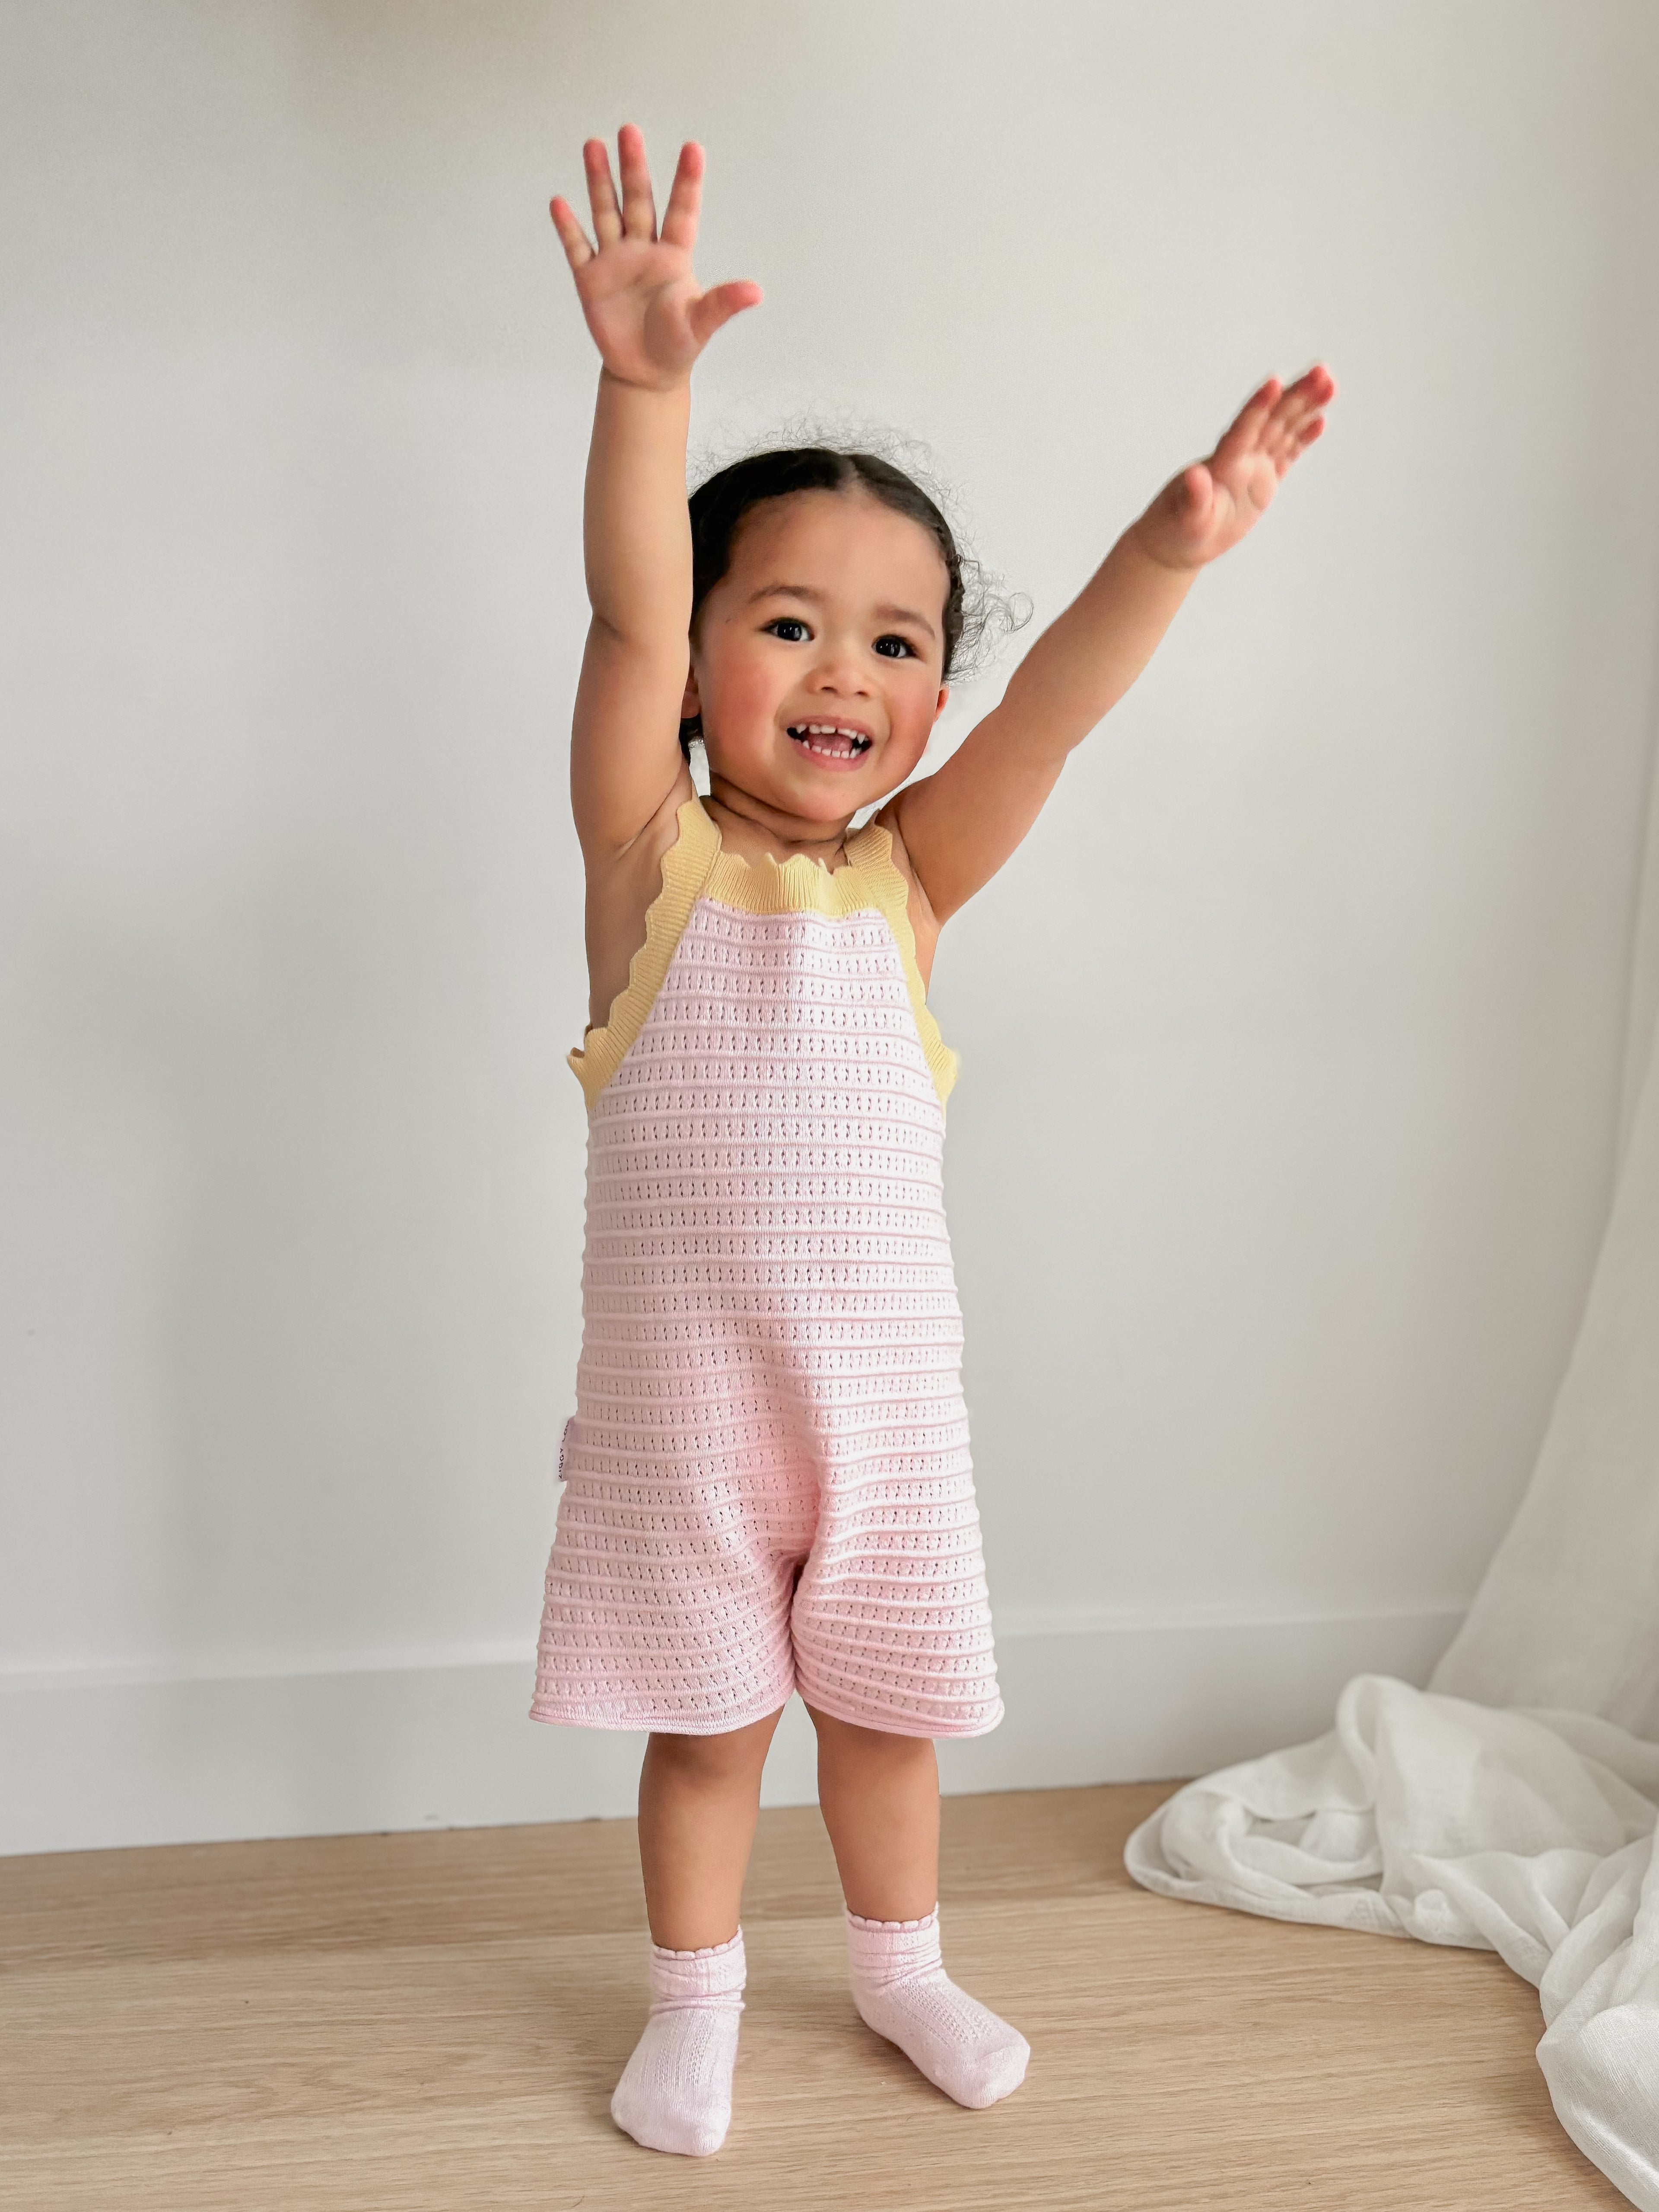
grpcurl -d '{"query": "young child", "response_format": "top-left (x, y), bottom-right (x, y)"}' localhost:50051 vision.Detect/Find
top-left (532, 125), bottom-right (1335, 2158)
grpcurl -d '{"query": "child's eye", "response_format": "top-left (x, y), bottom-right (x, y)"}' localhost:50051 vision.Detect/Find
top-left (765, 618), bottom-right (810, 643)
top-left (874, 635), bottom-right (916, 659)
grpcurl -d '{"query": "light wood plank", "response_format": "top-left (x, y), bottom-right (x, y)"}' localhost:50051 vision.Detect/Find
top-left (0, 1785), bottom-right (1624, 2210)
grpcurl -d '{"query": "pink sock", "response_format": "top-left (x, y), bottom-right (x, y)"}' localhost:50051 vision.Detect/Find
top-left (610, 1928), bottom-right (745, 2157)
top-left (846, 1907), bottom-right (1029, 2110)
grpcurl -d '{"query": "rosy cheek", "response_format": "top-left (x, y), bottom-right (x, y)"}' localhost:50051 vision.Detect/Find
top-left (704, 648), bottom-right (783, 737)
top-left (896, 690), bottom-right (934, 743)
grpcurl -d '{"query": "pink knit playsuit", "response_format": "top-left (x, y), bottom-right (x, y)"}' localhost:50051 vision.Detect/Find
top-left (531, 797), bottom-right (1001, 1739)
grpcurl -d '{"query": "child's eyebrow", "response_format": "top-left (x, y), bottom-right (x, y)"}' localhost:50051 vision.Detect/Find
top-left (874, 601), bottom-right (938, 640)
top-left (746, 581), bottom-right (938, 641)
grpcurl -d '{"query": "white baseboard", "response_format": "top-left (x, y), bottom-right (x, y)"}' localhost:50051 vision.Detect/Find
top-left (0, 1608), bottom-right (1462, 1856)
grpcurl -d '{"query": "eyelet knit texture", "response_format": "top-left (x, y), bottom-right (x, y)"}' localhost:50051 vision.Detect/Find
top-left (610, 1929), bottom-right (746, 2158)
top-left (532, 801), bottom-right (1001, 1740)
top-left (846, 1907), bottom-right (1030, 2109)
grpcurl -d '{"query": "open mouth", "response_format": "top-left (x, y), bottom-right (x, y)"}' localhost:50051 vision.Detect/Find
top-left (786, 722), bottom-right (874, 761)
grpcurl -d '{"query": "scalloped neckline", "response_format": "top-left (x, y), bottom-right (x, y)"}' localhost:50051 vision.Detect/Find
top-left (697, 796), bottom-right (883, 881)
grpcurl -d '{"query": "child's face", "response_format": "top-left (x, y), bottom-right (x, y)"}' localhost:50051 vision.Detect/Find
top-left (685, 489), bottom-right (950, 826)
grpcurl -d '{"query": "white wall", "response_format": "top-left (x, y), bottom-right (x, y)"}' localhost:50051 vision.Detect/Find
top-left (4, 0), bottom-right (1659, 1853)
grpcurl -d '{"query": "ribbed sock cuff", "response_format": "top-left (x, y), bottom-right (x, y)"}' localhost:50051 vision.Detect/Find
top-left (649, 1927), bottom-right (746, 2011)
top-left (845, 1905), bottom-right (942, 1988)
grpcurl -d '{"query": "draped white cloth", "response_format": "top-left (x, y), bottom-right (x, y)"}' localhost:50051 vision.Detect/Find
top-left (1126, 769), bottom-right (1659, 2207)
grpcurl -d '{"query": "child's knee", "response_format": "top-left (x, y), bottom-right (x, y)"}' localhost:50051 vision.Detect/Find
top-left (805, 1705), bottom-right (934, 1762)
top-left (648, 1709), bottom-right (782, 1783)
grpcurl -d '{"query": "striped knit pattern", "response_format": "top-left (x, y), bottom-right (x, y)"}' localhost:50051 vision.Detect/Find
top-left (532, 813), bottom-right (1001, 1739)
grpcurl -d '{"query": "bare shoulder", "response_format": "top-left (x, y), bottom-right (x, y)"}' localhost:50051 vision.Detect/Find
top-left (582, 762), bottom-right (699, 1030)
top-left (872, 794), bottom-right (942, 991)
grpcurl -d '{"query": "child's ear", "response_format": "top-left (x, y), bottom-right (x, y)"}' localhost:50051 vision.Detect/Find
top-left (933, 684), bottom-right (950, 723)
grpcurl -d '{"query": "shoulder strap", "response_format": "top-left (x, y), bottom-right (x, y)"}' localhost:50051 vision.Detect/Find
top-left (844, 820), bottom-right (960, 1108)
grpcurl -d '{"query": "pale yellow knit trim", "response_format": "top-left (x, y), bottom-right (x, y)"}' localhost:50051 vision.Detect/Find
top-left (567, 797), bottom-right (721, 1109)
top-left (843, 820), bottom-right (960, 1108)
top-left (569, 798), bottom-right (958, 1109)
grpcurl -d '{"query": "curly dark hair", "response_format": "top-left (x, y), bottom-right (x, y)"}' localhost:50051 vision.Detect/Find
top-left (679, 444), bottom-right (1025, 756)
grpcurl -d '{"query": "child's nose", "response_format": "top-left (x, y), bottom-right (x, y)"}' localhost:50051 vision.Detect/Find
top-left (810, 640), bottom-right (871, 692)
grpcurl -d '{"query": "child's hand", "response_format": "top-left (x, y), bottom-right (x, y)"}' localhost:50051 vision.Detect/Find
top-left (1132, 365), bottom-right (1337, 571)
top-left (551, 127), bottom-right (761, 393)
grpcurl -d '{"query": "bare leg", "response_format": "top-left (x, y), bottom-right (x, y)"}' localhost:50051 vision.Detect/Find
top-left (637, 1708), bottom-right (784, 1949)
top-left (805, 1703), bottom-right (1029, 2110)
top-left (612, 1708), bottom-right (785, 2158)
top-left (805, 1705), bottom-right (940, 1920)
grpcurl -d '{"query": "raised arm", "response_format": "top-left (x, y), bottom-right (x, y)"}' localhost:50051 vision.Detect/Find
top-left (890, 366), bottom-right (1337, 922)
top-left (550, 128), bottom-right (760, 855)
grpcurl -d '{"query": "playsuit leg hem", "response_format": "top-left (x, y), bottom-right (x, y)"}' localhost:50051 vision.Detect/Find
top-left (795, 1686), bottom-right (1004, 1740)
top-left (528, 1691), bottom-right (794, 1736)
top-left (529, 1688), bottom-right (1002, 1739)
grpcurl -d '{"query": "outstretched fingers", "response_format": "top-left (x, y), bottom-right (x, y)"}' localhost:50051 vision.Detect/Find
top-left (582, 136), bottom-right (623, 246)
top-left (1216, 376), bottom-right (1283, 462)
top-left (615, 122), bottom-right (658, 240)
top-left (687, 278), bottom-right (763, 349)
top-left (552, 127), bottom-right (760, 372)
top-left (659, 141), bottom-right (705, 251)
top-left (549, 195), bottom-right (594, 270)
top-left (1212, 362), bottom-right (1336, 481)
top-left (1265, 363), bottom-right (1337, 461)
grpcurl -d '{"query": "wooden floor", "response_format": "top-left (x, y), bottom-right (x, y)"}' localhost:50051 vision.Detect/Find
top-left (0, 1784), bottom-right (1624, 2212)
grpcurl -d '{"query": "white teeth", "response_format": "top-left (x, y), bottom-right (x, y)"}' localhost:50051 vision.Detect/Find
top-left (788, 721), bottom-right (871, 756)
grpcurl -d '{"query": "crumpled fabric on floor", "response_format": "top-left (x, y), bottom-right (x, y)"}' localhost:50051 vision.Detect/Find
top-left (1128, 794), bottom-right (1659, 2207)
top-left (1125, 1677), bottom-right (1659, 2207)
